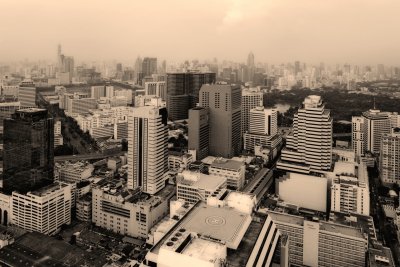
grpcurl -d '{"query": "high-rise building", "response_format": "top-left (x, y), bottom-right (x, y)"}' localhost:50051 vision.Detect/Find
top-left (380, 130), bottom-right (400, 185)
top-left (142, 57), bottom-right (158, 77)
top-left (3, 108), bottom-right (54, 194)
top-left (361, 109), bottom-right (391, 154)
top-left (331, 162), bottom-right (370, 216)
top-left (18, 79), bottom-right (37, 108)
top-left (188, 107), bottom-right (209, 160)
top-left (127, 106), bottom-right (168, 194)
top-left (352, 116), bottom-right (365, 156)
top-left (0, 101), bottom-right (20, 134)
top-left (241, 87), bottom-right (263, 136)
top-left (199, 84), bottom-right (241, 158)
top-left (144, 81), bottom-right (167, 101)
top-left (277, 95), bottom-right (332, 173)
top-left (166, 72), bottom-right (216, 121)
top-left (244, 106), bottom-right (282, 155)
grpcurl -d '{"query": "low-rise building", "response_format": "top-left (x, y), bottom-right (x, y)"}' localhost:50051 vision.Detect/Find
top-left (176, 170), bottom-right (227, 204)
top-left (55, 161), bottom-right (94, 183)
top-left (76, 194), bottom-right (92, 222)
top-left (208, 157), bottom-right (245, 190)
top-left (11, 183), bottom-right (72, 235)
top-left (92, 179), bottom-right (172, 238)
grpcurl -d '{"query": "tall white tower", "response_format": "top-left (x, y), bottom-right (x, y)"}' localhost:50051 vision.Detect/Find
top-left (128, 106), bottom-right (168, 194)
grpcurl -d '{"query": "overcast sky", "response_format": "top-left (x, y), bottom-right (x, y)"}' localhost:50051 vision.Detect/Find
top-left (1, 0), bottom-right (399, 65)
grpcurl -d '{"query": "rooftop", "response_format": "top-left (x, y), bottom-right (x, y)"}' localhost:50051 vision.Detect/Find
top-left (178, 170), bottom-right (226, 190)
top-left (210, 158), bottom-right (244, 171)
top-left (181, 237), bottom-right (226, 263)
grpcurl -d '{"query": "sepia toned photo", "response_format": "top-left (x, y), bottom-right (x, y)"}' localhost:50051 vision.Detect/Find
top-left (0, 0), bottom-right (399, 266)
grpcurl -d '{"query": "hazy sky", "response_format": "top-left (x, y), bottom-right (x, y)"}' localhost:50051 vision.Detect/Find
top-left (1, 0), bottom-right (399, 65)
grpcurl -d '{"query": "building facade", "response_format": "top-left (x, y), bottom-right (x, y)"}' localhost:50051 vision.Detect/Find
top-left (188, 107), bottom-right (209, 160)
top-left (380, 130), bottom-right (400, 185)
top-left (128, 106), bottom-right (168, 194)
top-left (3, 108), bottom-right (54, 194)
top-left (278, 95), bottom-right (332, 173)
top-left (199, 84), bottom-right (241, 158)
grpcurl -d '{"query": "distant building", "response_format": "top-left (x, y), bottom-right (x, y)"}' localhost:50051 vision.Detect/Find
top-left (144, 81), bottom-right (167, 101)
top-left (199, 84), bottom-right (241, 158)
top-left (142, 57), bottom-right (158, 77)
top-left (166, 72), bottom-right (216, 120)
top-left (54, 120), bottom-right (63, 147)
top-left (18, 79), bottom-right (37, 108)
top-left (3, 108), bottom-right (54, 194)
top-left (0, 101), bottom-right (20, 134)
top-left (67, 97), bottom-right (97, 115)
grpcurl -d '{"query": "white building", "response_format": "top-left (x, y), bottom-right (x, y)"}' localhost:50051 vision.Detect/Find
top-left (352, 116), bottom-right (365, 156)
top-left (55, 161), bottom-right (94, 183)
top-left (11, 183), bottom-right (72, 235)
top-left (380, 130), bottom-right (400, 185)
top-left (168, 152), bottom-right (193, 171)
top-left (128, 106), bottom-right (168, 194)
top-left (276, 172), bottom-right (328, 212)
top-left (278, 95), bottom-right (332, 173)
top-left (18, 85), bottom-right (36, 108)
top-left (331, 161), bottom-right (370, 216)
top-left (241, 87), bottom-right (263, 136)
top-left (176, 170), bottom-right (227, 204)
top-left (67, 97), bottom-right (97, 115)
top-left (268, 209), bottom-right (371, 267)
top-left (144, 81), bottom-right (167, 101)
top-left (92, 182), bottom-right (170, 238)
top-left (209, 157), bottom-right (245, 190)
top-left (54, 120), bottom-right (63, 147)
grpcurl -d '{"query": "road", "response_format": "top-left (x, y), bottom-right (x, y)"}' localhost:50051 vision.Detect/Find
top-left (55, 151), bottom-right (125, 162)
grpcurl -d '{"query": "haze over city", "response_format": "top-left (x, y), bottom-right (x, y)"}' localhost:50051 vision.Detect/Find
top-left (1, 0), bottom-right (400, 64)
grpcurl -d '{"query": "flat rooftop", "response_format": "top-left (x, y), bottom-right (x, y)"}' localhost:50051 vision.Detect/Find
top-left (210, 158), bottom-right (244, 171)
top-left (181, 202), bottom-right (250, 245)
top-left (181, 238), bottom-right (226, 263)
top-left (178, 171), bottom-right (226, 190)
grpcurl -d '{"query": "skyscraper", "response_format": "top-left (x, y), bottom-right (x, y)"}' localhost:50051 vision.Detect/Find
top-left (352, 116), bottom-right (365, 156)
top-left (166, 72), bottom-right (216, 121)
top-left (278, 95), bottom-right (332, 173)
top-left (18, 79), bottom-right (37, 108)
top-left (3, 108), bottom-right (54, 194)
top-left (380, 129), bottom-right (400, 185)
top-left (361, 109), bottom-right (391, 154)
top-left (199, 84), bottom-right (241, 158)
top-left (247, 52), bottom-right (255, 82)
top-left (142, 57), bottom-right (158, 77)
top-left (241, 87), bottom-right (263, 136)
top-left (188, 107), bottom-right (209, 160)
top-left (127, 106), bottom-right (168, 194)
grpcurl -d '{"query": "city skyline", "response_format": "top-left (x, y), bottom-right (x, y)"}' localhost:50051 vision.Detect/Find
top-left (1, 0), bottom-right (400, 65)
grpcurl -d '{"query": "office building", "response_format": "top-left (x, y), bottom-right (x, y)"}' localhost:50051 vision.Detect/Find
top-left (11, 183), bottom-right (72, 235)
top-left (3, 108), bottom-right (54, 194)
top-left (91, 85), bottom-right (106, 99)
top-left (166, 72), bottom-right (216, 120)
top-left (363, 109), bottom-right (391, 154)
top-left (278, 95), bottom-right (332, 173)
top-left (267, 209), bottom-right (372, 267)
top-left (144, 81), bottom-right (167, 101)
top-left (54, 120), bottom-right (63, 147)
top-left (331, 161), bottom-right (370, 216)
top-left (352, 116), bottom-right (365, 156)
top-left (241, 87), bottom-right (263, 136)
top-left (199, 84), bottom-right (241, 158)
top-left (0, 101), bottom-right (20, 134)
top-left (128, 106), bottom-right (168, 194)
top-left (380, 130), bottom-right (400, 185)
top-left (188, 107), bottom-right (209, 160)
top-left (18, 79), bottom-right (37, 108)
top-left (176, 170), bottom-right (227, 204)
top-left (244, 106), bottom-right (282, 155)
top-left (142, 57), bottom-right (158, 77)
top-left (209, 157), bottom-right (245, 190)
top-left (55, 161), bottom-right (94, 183)
top-left (67, 97), bottom-right (97, 115)
top-left (92, 180), bottom-right (171, 238)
